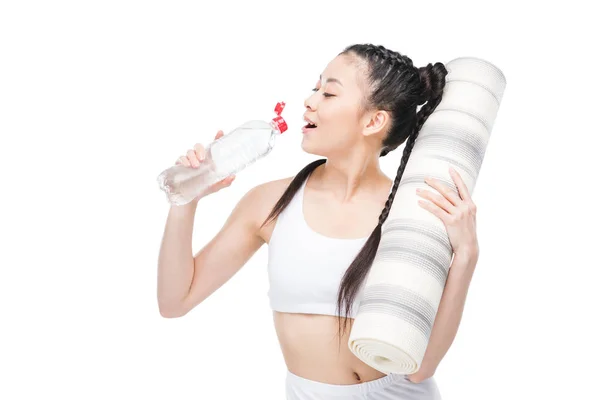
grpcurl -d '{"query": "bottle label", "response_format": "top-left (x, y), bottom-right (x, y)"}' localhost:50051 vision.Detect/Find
top-left (272, 115), bottom-right (288, 133)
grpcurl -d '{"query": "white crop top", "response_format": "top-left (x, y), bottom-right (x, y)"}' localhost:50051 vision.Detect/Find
top-left (267, 177), bottom-right (370, 318)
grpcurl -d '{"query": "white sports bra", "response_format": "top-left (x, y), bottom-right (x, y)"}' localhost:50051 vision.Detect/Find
top-left (267, 177), bottom-right (370, 318)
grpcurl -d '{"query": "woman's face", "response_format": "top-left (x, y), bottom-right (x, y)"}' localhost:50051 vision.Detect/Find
top-left (302, 54), bottom-right (372, 158)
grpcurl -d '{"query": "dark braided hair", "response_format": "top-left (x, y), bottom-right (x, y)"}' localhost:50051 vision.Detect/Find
top-left (260, 43), bottom-right (448, 339)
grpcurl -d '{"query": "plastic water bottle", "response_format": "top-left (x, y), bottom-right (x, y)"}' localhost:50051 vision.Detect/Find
top-left (157, 102), bottom-right (289, 206)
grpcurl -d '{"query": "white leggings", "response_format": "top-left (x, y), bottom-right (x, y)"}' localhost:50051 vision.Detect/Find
top-left (286, 370), bottom-right (442, 399)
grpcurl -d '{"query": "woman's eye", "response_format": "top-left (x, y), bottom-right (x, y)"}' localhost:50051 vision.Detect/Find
top-left (311, 88), bottom-right (334, 97)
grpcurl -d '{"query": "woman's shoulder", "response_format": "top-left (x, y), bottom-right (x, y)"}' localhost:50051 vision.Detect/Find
top-left (241, 176), bottom-right (296, 230)
top-left (249, 176), bottom-right (295, 201)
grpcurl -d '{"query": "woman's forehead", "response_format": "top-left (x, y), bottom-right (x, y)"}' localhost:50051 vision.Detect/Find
top-left (319, 55), bottom-right (362, 88)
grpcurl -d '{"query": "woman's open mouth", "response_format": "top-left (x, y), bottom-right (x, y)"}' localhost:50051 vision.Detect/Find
top-left (302, 123), bottom-right (317, 134)
top-left (302, 117), bottom-right (318, 134)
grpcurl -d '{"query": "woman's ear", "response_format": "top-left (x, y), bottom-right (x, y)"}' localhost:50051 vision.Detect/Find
top-left (362, 110), bottom-right (390, 137)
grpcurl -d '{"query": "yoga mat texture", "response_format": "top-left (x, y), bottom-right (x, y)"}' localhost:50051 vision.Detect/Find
top-left (348, 57), bottom-right (506, 375)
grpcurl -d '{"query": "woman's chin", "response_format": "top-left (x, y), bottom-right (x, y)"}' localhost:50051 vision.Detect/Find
top-left (301, 139), bottom-right (329, 158)
top-left (301, 138), bottom-right (318, 155)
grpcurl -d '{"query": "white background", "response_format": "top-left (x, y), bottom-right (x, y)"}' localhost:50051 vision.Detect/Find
top-left (1, 1), bottom-right (598, 399)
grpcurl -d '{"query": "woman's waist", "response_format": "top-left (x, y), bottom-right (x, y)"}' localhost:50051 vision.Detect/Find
top-left (273, 311), bottom-right (387, 384)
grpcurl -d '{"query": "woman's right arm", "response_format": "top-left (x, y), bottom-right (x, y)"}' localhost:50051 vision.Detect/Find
top-left (156, 130), bottom-right (266, 318)
top-left (157, 186), bottom-right (265, 318)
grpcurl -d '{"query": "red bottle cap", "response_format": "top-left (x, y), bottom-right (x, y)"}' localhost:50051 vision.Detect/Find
top-left (274, 101), bottom-right (286, 116)
top-left (272, 115), bottom-right (288, 133)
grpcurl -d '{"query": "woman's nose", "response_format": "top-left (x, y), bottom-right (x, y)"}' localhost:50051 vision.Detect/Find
top-left (304, 94), bottom-right (316, 111)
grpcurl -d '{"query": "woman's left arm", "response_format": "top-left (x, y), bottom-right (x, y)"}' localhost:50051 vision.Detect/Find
top-left (407, 249), bottom-right (478, 383)
top-left (408, 167), bottom-right (481, 383)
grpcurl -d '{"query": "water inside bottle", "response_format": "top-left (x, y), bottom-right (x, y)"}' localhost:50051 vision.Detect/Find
top-left (158, 121), bottom-right (277, 205)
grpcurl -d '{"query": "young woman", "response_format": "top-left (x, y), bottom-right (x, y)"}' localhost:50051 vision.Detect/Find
top-left (158, 43), bottom-right (479, 399)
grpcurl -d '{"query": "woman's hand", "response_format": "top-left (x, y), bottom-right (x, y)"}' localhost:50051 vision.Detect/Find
top-left (416, 167), bottom-right (479, 260)
top-left (175, 130), bottom-right (236, 201)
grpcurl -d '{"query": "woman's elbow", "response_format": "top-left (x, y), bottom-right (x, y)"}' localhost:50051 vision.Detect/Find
top-left (158, 301), bottom-right (188, 318)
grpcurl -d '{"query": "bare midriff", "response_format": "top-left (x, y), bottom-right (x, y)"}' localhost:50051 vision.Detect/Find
top-left (272, 311), bottom-right (387, 384)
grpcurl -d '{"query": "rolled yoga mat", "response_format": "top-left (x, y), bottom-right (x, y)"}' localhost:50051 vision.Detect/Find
top-left (348, 57), bottom-right (507, 375)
